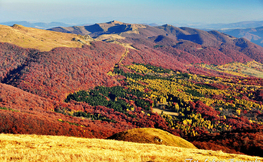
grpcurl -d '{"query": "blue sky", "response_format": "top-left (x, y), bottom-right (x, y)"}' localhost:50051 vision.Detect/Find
top-left (1, 0), bottom-right (263, 25)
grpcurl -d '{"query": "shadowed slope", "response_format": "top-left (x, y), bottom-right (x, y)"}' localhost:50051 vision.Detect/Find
top-left (0, 42), bottom-right (38, 82)
top-left (158, 25), bottom-right (222, 46)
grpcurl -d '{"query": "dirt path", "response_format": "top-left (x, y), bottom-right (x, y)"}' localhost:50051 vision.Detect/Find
top-left (152, 107), bottom-right (179, 116)
top-left (118, 48), bottom-right (129, 64)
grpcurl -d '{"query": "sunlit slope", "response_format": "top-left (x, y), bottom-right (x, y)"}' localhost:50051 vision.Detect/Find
top-left (1, 134), bottom-right (262, 162)
top-left (108, 128), bottom-right (196, 149)
top-left (197, 60), bottom-right (263, 78)
top-left (0, 24), bottom-right (89, 51)
top-left (94, 34), bottom-right (136, 49)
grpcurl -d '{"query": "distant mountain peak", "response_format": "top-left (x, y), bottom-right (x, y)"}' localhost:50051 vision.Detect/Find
top-left (11, 24), bottom-right (25, 29)
top-left (107, 20), bottom-right (124, 24)
top-left (12, 24), bottom-right (23, 27)
top-left (162, 24), bottom-right (173, 27)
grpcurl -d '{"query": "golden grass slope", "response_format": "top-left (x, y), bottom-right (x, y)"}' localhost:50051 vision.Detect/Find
top-left (217, 61), bottom-right (263, 78)
top-left (95, 34), bottom-right (126, 41)
top-left (0, 133), bottom-right (262, 162)
top-left (0, 24), bottom-right (89, 51)
top-left (108, 128), bottom-right (193, 148)
top-left (95, 34), bottom-right (136, 49)
top-left (198, 61), bottom-right (263, 78)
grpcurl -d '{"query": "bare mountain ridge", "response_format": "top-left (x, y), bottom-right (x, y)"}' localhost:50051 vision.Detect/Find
top-left (49, 21), bottom-right (234, 46)
top-left (48, 21), bottom-right (241, 48)
top-left (1, 21), bottom-right (263, 75)
top-left (115, 22), bottom-right (261, 64)
top-left (1, 21), bottom-right (263, 66)
top-left (6, 20), bottom-right (260, 65)
top-left (49, 20), bottom-right (147, 37)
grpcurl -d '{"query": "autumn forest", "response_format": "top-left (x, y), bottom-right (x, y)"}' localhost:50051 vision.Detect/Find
top-left (0, 21), bottom-right (263, 158)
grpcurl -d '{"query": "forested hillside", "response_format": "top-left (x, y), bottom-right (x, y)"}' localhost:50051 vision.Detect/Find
top-left (0, 42), bottom-right (125, 100)
top-left (1, 22), bottom-right (263, 157)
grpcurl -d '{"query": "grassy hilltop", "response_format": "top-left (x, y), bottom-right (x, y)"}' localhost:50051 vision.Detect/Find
top-left (0, 24), bottom-right (89, 51)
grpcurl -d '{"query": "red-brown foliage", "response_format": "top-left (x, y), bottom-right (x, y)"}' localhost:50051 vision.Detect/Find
top-left (0, 42), bottom-right (38, 82)
top-left (2, 23), bottom-right (263, 157)
top-left (0, 81), bottom-right (178, 139)
top-left (0, 110), bottom-right (94, 138)
top-left (0, 83), bottom-right (56, 112)
top-left (193, 100), bottom-right (221, 121)
top-left (188, 126), bottom-right (263, 157)
top-left (121, 44), bottom-right (188, 72)
top-left (1, 42), bottom-right (125, 101)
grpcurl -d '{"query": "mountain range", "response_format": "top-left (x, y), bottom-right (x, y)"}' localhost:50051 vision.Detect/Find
top-left (3, 20), bottom-right (263, 47)
top-left (0, 20), bottom-right (263, 158)
top-left (48, 20), bottom-right (263, 65)
top-left (195, 20), bottom-right (263, 30)
top-left (0, 21), bottom-right (72, 29)
top-left (3, 20), bottom-right (263, 30)
top-left (220, 26), bottom-right (263, 47)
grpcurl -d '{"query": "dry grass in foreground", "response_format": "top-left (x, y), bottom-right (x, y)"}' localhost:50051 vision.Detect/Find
top-left (0, 133), bottom-right (262, 162)
top-left (0, 24), bottom-right (88, 51)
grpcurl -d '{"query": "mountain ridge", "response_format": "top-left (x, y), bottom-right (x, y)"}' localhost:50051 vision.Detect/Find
top-left (220, 26), bottom-right (263, 47)
top-left (0, 21), bottom-right (72, 29)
